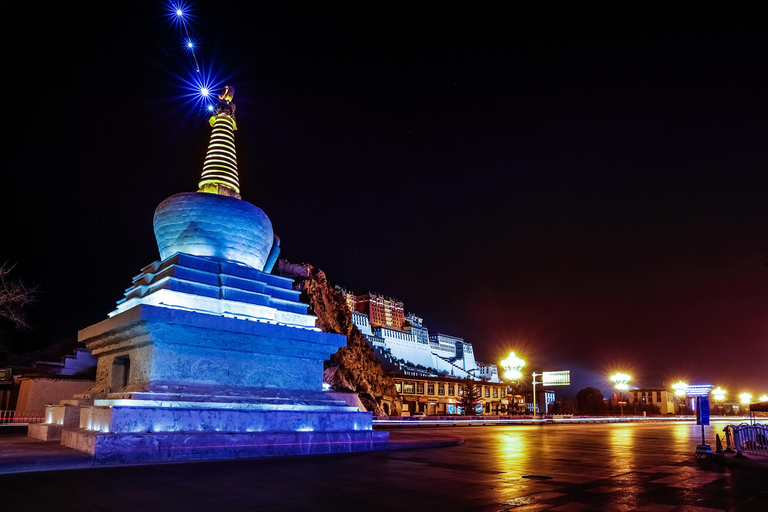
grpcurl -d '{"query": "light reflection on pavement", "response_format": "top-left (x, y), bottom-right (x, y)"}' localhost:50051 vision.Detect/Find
top-left (0, 420), bottom-right (765, 511)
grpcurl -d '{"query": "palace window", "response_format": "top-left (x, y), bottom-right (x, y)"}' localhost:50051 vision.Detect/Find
top-left (438, 384), bottom-right (445, 396)
top-left (403, 382), bottom-right (415, 394)
top-left (427, 383), bottom-right (435, 395)
top-left (416, 382), bottom-right (425, 394)
top-left (484, 387), bottom-right (490, 397)
top-left (493, 387), bottom-right (498, 398)
top-left (448, 384), bottom-right (455, 396)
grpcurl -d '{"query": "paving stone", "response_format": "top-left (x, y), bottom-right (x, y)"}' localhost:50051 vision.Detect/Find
top-left (635, 504), bottom-right (678, 512)
top-left (671, 506), bottom-right (725, 512)
top-left (548, 502), bottom-right (593, 512)
top-left (593, 503), bottom-right (633, 512)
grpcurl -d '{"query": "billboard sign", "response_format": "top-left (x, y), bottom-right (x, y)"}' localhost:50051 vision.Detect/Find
top-left (697, 396), bottom-right (710, 426)
top-left (541, 371), bottom-right (570, 386)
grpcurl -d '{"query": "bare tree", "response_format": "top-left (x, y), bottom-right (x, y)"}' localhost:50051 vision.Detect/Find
top-left (0, 262), bottom-right (37, 330)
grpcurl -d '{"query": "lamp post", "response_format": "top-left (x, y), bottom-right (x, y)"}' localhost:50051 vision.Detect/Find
top-left (712, 387), bottom-right (726, 416)
top-left (672, 381), bottom-right (688, 415)
top-left (501, 352), bottom-right (526, 415)
top-left (610, 373), bottom-right (631, 417)
top-left (739, 392), bottom-right (752, 416)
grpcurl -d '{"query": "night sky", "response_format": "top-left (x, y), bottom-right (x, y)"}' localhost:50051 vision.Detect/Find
top-left (4, 4), bottom-right (766, 397)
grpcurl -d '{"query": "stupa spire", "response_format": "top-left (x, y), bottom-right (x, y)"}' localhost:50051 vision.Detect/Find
top-left (198, 85), bottom-right (241, 198)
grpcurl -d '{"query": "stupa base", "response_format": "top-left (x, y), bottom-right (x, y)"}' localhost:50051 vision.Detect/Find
top-left (58, 396), bottom-right (389, 463)
top-left (62, 428), bottom-right (389, 464)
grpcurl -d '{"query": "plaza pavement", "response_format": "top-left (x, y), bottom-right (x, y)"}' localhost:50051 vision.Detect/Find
top-left (0, 420), bottom-right (766, 511)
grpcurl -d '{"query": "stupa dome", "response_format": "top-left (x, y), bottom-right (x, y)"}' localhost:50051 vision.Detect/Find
top-left (153, 192), bottom-right (274, 271)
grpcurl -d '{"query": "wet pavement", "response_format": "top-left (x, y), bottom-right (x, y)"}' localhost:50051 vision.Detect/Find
top-left (1, 420), bottom-right (766, 511)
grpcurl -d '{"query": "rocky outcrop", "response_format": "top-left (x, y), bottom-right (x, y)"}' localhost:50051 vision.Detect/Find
top-left (275, 260), bottom-right (401, 416)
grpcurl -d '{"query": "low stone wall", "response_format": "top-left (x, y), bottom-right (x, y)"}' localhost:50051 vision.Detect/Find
top-left (15, 378), bottom-right (94, 415)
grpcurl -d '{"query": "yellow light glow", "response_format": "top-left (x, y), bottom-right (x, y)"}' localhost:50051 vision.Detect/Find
top-left (760, 395), bottom-right (768, 402)
top-left (712, 387), bottom-right (726, 401)
top-left (610, 372), bottom-right (631, 391)
top-left (672, 381), bottom-right (688, 397)
top-left (501, 352), bottom-right (526, 382)
top-left (740, 393), bottom-right (752, 405)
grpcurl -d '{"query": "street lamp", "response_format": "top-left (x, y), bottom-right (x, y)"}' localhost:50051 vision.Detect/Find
top-left (672, 381), bottom-right (688, 415)
top-left (712, 387), bottom-right (726, 415)
top-left (739, 392), bottom-right (753, 417)
top-left (759, 394), bottom-right (768, 403)
top-left (500, 352), bottom-right (526, 414)
top-left (501, 352), bottom-right (525, 381)
top-left (610, 373), bottom-right (631, 416)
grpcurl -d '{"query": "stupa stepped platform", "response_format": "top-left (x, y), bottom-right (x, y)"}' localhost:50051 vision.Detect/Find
top-left (97, 388), bottom-right (359, 410)
top-left (110, 253), bottom-right (315, 329)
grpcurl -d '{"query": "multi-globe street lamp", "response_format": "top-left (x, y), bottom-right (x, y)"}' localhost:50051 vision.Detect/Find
top-left (610, 373), bottom-right (631, 416)
top-left (672, 381), bottom-right (688, 415)
top-left (760, 394), bottom-right (768, 403)
top-left (712, 387), bottom-right (726, 415)
top-left (739, 392), bottom-right (752, 416)
top-left (500, 352), bottom-right (526, 414)
top-left (501, 352), bottom-right (526, 381)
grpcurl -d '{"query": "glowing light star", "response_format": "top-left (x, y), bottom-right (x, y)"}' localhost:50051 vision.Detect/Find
top-left (739, 393), bottom-right (752, 405)
top-left (712, 387), bottom-right (726, 401)
top-left (174, 62), bottom-right (222, 114)
top-left (501, 352), bottom-right (526, 381)
top-left (166, 1), bottom-right (201, 72)
top-left (610, 373), bottom-right (631, 391)
top-left (672, 381), bottom-right (688, 397)
top-left (166, 1), bottom-right (194, 29)
top-left (760, 395), bottom-right (768, 402)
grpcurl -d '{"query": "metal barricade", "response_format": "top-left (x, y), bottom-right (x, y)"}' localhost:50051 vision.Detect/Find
top-left (725, 423), bottom-right (768, 457)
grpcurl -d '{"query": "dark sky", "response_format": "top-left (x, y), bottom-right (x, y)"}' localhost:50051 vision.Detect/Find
top-left (4, 4), bottom-right (766, 397)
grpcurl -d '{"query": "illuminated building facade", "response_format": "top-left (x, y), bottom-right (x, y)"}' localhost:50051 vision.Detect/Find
top-left (339, 288), bottom-right (499, 384)
top-left (476, 362), bottom-right (499, 381)
top-left (630, 388), bottom-right (675, 414)
top-left (393, 376), bottom-right (509, 416)
top-left (347, 292), bottom-right (405, 330)
top-left (524, 390), bottom-right (556, 414)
